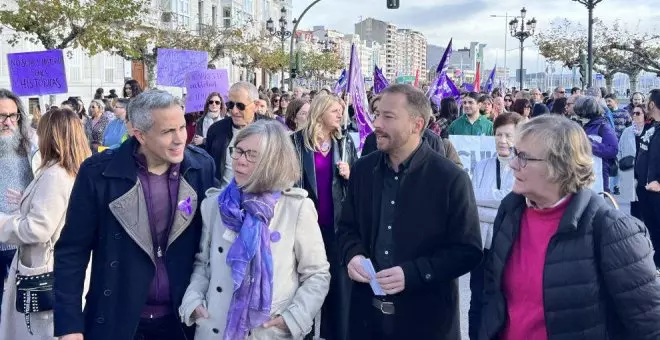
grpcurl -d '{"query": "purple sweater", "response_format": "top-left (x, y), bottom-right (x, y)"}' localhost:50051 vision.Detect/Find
top-left (583, 117), bottom-right (619, 192)
top-left (314, 151), bottom-right (334, 227)
top-left (134, 153), bottom-right (181, 318)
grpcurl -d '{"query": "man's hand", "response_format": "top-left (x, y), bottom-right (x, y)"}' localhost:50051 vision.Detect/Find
top-left (263, 315), bottom-right (289, 332)
top-left (376, 266), bottom-right (405, 295)
top-left (646, 181), bottom-right (660, 192)
top-left (59, 334), bottom-right (84, 340)
top-left (347, 255), bottom-right (370, 283)
top-left (193, 135), bottom-right (204, 145)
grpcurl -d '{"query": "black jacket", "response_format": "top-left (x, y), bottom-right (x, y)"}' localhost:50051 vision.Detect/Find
top-left (634, 121), bottom-right (660, 186)
top-left (205, 114), bottom-right (269, 181)
top-left (361, 128), bottom-right (446, 158)
top-left (53, 138), bottom-right (216, 340)
top-left (480, 189), bottom-right (660, 340)
top-left (336, 142), bottom-right (482, 339)
top-left (291, 130), bottom-right (358, 228)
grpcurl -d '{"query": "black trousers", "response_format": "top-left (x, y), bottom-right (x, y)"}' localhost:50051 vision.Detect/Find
top-left (0, 249), bottom-right (16, 323)
top-left (133, 314), bottom-right (193, 340)
top-left (468, 248), bottom-right (489, 340)
top-left (348, 296), bottom-right (399, 340)
top-left (637, 186), bottom-right (660, 267)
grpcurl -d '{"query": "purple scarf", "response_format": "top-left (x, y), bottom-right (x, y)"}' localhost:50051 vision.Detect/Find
top-left (218, 180), bottom-right (281, 340)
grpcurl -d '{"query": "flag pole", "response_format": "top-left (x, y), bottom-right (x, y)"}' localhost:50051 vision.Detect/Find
top-left (342, 44), bottom-right (356, 162)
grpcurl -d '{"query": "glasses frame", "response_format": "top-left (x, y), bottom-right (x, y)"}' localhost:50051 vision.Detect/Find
top-left (512, 147), bottom-right (545, 168)
top-left (208, 100), bottom-right (222, 106)
top-left (0, 113), bottom-right (20, 123)
top-left (229, 146), bottom-right (258, 163)
top-left (226, 101), bottom-right (248, 111)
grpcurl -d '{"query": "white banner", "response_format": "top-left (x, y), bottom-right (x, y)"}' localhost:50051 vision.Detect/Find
top-left (449, 135), bottom-right (496, 177)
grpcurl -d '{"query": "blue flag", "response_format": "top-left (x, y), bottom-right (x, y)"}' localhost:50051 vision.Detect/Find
top-left (485, 65), bottom-right (496, 93)
top-left (333, 69), bottom-right (347, 95)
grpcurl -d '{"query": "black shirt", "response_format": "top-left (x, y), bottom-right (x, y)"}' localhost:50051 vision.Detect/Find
top-left (374, 142), bottom-right (422, 271)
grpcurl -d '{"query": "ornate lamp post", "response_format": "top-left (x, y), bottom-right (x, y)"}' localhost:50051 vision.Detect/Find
top-left (267, 7), bottom-right (296, 90)
top-left (509, 7), bottom-right (536, 90)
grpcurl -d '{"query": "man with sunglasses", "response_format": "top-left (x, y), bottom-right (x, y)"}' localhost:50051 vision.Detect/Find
top-left (0, 89), bottom-right (40, 321)
top-left (205, 82), bottom-right (269, 189)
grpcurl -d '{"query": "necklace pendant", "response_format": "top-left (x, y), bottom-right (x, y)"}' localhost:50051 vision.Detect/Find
top-left (156, 246), bottom-right (163, 258)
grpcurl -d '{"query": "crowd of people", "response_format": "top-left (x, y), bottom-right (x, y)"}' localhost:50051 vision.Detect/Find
top-left (0, 76), bottom-right (659, 340)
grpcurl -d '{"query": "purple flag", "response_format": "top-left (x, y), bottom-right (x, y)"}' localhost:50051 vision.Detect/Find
top-left (373, 65), bottom-right (389, 94)
top-left (157, 48), bottom-right (208, 87)
top-left (184, 69), bottom-right (230, 113)
top-left (485, 65), bottom-right (497, 93)
top-left (427, 38), bottom-right (453, 98)
top-left (7, 49), bottom-right (68, 96)
top-left (431, 73), bottom-right (461, 107)
top-left (333, 69), bottom-right (347, 95)
top-left (347, 45), bottom-right (373, 150)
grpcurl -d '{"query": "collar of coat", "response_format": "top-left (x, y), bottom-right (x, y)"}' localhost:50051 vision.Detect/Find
top-left (500, 189), bottom-right (603, 234)
top-left (101, 137), bottom-right (202, 181)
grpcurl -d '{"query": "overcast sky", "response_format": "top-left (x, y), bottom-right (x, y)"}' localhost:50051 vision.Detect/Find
top-left (292, 0), bottom-right (659, 73)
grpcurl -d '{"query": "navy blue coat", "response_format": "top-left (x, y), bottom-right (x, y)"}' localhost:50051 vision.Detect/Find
top-left (53, 138), bottom-right (216, 340)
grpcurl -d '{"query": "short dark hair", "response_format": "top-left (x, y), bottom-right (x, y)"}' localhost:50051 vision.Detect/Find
top-left (511, 98), bottom-right (531, 116)
top-left (478, 94), bottom-right (493, 104)
top-left (439, 96), bottom-right (459, 121)
top-left (532, 103), bottom-right (550, 117)
top-left (285, 98), bottom-right (309, 131)
top-left (571, 87), bottom-right (580, 95)
top-left (604, 93), bottom-right (617, 101)
top-left (649, 89), bottom-right (660, 109)
top-left (493, 111), bottom-right (523, 133)
top-left (380, 84), bottom-right (432, 127)
top-left (465, 92), bottom-right (480, 102)
top-left (551, 97), bottom-right (568, 115)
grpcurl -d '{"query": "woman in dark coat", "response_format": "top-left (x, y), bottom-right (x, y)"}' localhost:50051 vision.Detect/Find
top-left (480, 115), bottom-right (660, 340)
top-left (291, 94), bottom-right (358, 340)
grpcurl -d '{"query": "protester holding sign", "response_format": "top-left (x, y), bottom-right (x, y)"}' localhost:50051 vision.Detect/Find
top-left (468, 112), bottom-right (522, 339)
top-left (480, 115), bottom-right (660, 340)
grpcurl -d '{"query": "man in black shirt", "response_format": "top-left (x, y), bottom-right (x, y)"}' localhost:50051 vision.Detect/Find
top-left (337, 84), bottom-right (482, 340)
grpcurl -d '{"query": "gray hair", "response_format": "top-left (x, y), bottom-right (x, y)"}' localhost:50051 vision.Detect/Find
top-left (234, 120), bottom-right (300, 193)
top-left (574, 96), bottom-right (604, 119)
top-left (585, 86), bottom-right (602, 98)
top-left (0, 88), bottom-right (31, 156)
top-left (380, 84), bottom-right (432, 127)
top-left (89, 99), bottom-right (105, 113)
top-left (128, 90), bottom-right (182, 131)
top-left (517, 115), bottom-right (595, 196)
top-left (230, 81), bottom-right (259, 102)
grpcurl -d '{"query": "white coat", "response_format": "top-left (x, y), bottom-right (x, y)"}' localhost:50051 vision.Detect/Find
top-left (472, 156), bottom-right (515, 249)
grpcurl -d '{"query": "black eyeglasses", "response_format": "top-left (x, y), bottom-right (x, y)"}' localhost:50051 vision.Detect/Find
top-left (504, 98), bottom-right (512, 102)
top-left (512, 147), bottom-right (545, 168)
top-left (633, 111), bottom-right (643, 116)
top-left (208, 100), bottom-right (222, 105)
top-left (0, 113), bottom-right (20, 123)
top-left (226, 101), bottom-right (248, 111)
top-left (229, 146), bottom-right (258, 163)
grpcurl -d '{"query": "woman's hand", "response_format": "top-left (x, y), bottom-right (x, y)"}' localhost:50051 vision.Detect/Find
top-left (646, 181), bottom-right (660, 192)
top-left (263, 315), bottom-right (289, 332)
top-left (6, 189), bottom-right (21, 206)
top-left (193, 305), bottom-right (209, 320)
top-left (337, 162), bottom-right (350, 180)
top-left (193, 135), bottom-right (204, 145)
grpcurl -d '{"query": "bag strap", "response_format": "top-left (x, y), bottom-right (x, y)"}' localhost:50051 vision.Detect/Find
top-left (496, 158), bottom-right (501, 190)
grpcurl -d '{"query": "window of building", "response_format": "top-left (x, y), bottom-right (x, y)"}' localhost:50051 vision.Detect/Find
top-left (70, 51), bottom-right (82, 82)
top-left (212, 5), bottom-right (217, 26)
top-left (223, 6), bottom-right (231, 27)
top-left (175, 0), bottom-right (190, 27)
top-left (104, 53), bottom-right (115, 83)
top-left (198, 1), bottom-right (204, 25)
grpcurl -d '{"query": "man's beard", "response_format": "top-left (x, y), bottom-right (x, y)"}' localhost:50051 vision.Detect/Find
top-left (0, 126), bottom-right (22, 154)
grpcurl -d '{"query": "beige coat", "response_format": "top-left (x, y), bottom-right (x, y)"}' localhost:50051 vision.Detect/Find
top-left (180, 187), bottom-right (330, 340)
top-left (0, 164), bottom-right (74, 339)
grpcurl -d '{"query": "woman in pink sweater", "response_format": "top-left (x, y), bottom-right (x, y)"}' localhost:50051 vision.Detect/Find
top-left (479, 115), bottom-right (660, 340)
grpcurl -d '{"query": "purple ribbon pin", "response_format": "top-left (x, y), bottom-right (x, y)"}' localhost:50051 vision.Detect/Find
top-left (177, 197), bottom-right (192, 216)
top-left (270, 231), bottom-right (281, 243)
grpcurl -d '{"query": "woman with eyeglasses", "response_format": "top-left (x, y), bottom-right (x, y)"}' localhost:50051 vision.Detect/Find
top-left (192, 92), bottom-right (226, 147)
top-left (291, 94), bottom-right (357, 340)
top-left (480, 114), bottom-right (660, 340)
top-left (180, 120), bottom-right (330, 340)
top-left (503, 95), bottom-right (513, 111)
top-left (284, 99), bottom-right (309, 132)
top-left (102, 98), bottom-right (129, 149)
top-left (618, 104), bottom-right (647, 219)
top-left (84, 99), bottom-right (110, 153)
top-left (511, 98), bottom-right (532, 121)
top-left (468, 112), bottom-right (522, 340)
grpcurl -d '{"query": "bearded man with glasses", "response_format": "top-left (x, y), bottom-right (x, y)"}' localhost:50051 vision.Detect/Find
top-left (0, 89), bottom-right (40, 322)
top-left (205, 82), bottom-right (270, 189)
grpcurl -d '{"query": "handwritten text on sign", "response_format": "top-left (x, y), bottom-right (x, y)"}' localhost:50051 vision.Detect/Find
top-left (7, 49), bottom-right (68, 96)
top-left (185, 69), bottom-right (230, 113)
top-left (156, 48), bottom-right (208, 87)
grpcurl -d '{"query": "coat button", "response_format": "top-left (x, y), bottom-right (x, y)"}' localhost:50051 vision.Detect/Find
top-left (103, 289), bottom-right (112, 296)
top-left (212, 328), bottom-right (219, 334)
top-left (96, 317), bottom-right (105, 324)
top-left (114, 233), bottom-right (122, 240)
top-left (110, 261), bottom-right (119, 268)
top-left (218, 247), bottom-right (223, 253)
top-left (216, 286), bottom-right (222, 293)
top-left (425, 274), bottom-right (432, 280)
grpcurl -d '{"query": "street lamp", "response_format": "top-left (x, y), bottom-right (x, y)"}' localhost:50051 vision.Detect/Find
top-left (509, 7), bottom-right (536, 90)
top-left (491, 13), bottom-right (522, 87)
top-left (318, 33), bottom-right (337, 53)
top-left (572, 0), bottom-right (604, 88)
top-left (267, 7), bottom-right (297, 90)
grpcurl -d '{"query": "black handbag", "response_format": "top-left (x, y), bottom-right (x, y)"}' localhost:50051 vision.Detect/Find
top-left (619, 155), bottom-right (635, 171)
top-left (15, 247), bottom-right (55, 335)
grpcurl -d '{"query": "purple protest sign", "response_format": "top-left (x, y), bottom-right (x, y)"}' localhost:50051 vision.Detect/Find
top-left (7, 50), bottom-right (68, 96)
top-left (184, 69), bottom-right (229, 113)
top-left (157, 48), bottom-right (208, 87)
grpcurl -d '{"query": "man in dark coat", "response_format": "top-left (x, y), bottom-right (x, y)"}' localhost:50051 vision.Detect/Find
top-left (336, 84), bottom-right (483, 340)
top-left (205, 81), bottom-right (269, 188)
top-left (53, 90), bottom-right (216, 340)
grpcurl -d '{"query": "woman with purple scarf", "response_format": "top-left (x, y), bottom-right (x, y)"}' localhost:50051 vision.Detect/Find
top-left (180, 120), bottom-right (330, 340)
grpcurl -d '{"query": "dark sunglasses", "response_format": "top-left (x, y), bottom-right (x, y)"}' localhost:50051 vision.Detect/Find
top-left (504, 98), bottom-right (512, 102)
top-left (226, 101), bottom-right (248, 111)
top-left (208, 100), bottom-right (222, 105)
